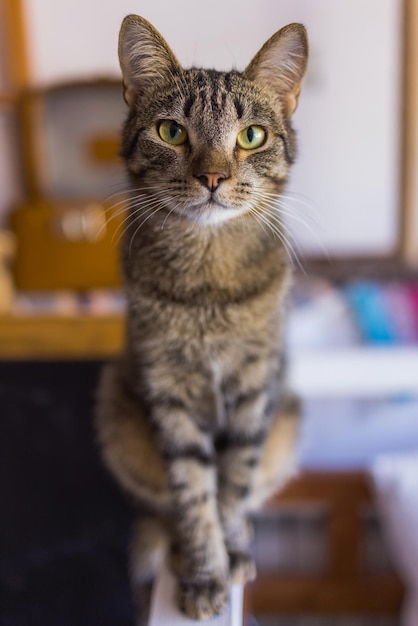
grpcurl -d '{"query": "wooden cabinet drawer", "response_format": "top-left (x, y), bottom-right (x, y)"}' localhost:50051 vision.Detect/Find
top-left (11, 199), bottom-right (125, 290)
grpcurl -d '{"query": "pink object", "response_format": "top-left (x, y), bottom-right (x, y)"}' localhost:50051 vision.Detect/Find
top-left (406, 284), bottom-right (418, 339)
top-left (384, 284), bottom-right (418, 343)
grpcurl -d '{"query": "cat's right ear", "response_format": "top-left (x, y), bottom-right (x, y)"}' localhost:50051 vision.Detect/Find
top-left (118, 15), bottom-right (181, 107)
top-left (245, 24), bottom-right (308, 117)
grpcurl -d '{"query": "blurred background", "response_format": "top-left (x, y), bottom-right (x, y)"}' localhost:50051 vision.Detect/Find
top-left (1, 1), bottom-right (418, 625)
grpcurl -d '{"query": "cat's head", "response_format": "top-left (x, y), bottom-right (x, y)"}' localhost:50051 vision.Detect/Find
top-left (119, 15), bottom-right (308, 226)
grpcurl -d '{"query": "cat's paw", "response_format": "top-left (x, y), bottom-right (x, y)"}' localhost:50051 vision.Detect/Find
top-left (228, 551), bottom-right (257, 585)
top-left (179, 580), bottom-right (228, 620)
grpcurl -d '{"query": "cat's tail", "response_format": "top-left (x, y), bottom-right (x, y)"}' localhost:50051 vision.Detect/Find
top-left (130, 514), bottom-right (168, 625)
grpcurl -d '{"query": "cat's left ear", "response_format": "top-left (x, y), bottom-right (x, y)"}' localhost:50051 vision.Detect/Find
top-left (118, 15), bottom-right (182, 107)
top-left (245, 24), bottom-right (308, 116)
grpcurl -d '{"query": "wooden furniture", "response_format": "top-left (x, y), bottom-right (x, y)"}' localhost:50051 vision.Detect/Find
top-left (1, 2), bottom-right (127, 291)
top-left (11, 78), bottom-right (127, 290)
top-left (402, 0), bottom-right (418, 265)
top-left (0, 312), bottom-right (124, 359)
top-left (246, 472), bottom-right (404, 619)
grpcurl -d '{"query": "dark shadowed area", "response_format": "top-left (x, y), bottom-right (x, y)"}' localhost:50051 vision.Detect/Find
top-left (0, 361), bottom-right (134, 626)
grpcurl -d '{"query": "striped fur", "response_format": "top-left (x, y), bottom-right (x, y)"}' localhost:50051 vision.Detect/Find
top-left (96, 14), bottom-right (308, 623)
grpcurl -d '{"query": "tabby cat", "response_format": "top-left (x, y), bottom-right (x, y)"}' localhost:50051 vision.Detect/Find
top-left (96, 14), bottom-right (308, 622)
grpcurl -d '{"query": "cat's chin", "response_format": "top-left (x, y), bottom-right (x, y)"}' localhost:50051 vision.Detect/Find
top-left (180, 201), bottom-right (247, 226)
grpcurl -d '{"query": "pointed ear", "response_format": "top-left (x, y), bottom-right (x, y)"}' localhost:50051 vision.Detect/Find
top-left (118, 15), bottom-right (182, 107)
top-left (245, 24), bottom-right (308, 116)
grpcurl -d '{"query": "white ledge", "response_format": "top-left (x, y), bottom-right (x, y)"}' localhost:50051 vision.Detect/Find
top-left (289, 346), bottom-right (418, 397)
top-left (149, 563), bottom-right (243, 626)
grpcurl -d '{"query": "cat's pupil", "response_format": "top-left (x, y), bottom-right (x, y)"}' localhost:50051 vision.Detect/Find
top-left (247, 127), bottom-right (254, 143)
top-left (170, 123), bottom-right (179, 139)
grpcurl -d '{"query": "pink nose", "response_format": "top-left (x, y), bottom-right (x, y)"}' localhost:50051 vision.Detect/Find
top-left (196, 171), bottom-right (228, 192)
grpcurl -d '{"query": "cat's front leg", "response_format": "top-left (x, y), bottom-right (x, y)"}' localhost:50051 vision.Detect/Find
top-left (152, 402), bottom-right (229, 619)
top-left (217, 426), bottom-right (263, 586)
top-left (217, 388), bottom-right (268, 584)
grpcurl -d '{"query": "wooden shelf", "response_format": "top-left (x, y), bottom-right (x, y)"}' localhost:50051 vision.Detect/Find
top-left (0, 313), bottom-right (124, 359)
top-left (247, 574), bottom-right (404, 615)
top-left (246, 472), bottom-right (404, 617)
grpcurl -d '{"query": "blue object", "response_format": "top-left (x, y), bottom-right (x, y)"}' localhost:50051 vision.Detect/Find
top-left (344, 281), bottom-right (397, 344)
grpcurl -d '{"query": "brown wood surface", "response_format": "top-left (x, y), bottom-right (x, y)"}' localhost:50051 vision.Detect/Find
top-left (1, 0), bottom-right (30, 92)
top-left (0, 93), bottom-right (16, 105)
top-left (88, 134), bottom-right (120, 164)
top-left (246, 472), bottom-right (404, 618)
top-left (247, 575), bottom-right (404, 615)
top-left (401, 0), bottom-right (418, 265)
top-left (0, 313), bottom-right (124, 359)
top-left (270, 471), bottom-right (371, 505)
top-left (275, 473), bottom-right (369, 581)
top-left (11, 199), bottom-right (125, 290)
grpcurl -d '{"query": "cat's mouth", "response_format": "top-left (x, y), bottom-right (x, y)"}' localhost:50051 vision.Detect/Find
top-left (205, 197), bottom-right (229, 209)
top-left (179, 197), bottom-right (247, 225)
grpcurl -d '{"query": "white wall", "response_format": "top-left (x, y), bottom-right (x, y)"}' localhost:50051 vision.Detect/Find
top-left (15, 0), bottom-right (403, 257)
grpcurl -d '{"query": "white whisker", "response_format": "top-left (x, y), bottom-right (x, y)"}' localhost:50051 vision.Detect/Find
top-left (260, 201), bottom-right (330, 260)
top-left (128, 204), bottom-right (165, 255)
top-left (250, 206), bottom-right (306, 274)
top-left (249, 187), bottom-right (329, 261)
top-left (114, 197), bottom-right (164, 245)
top-left (161, 201), bottom-right (181, 230)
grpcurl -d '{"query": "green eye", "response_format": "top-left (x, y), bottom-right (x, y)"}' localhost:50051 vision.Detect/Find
top-left (158, 120), bottom-right (188, 146)
top-left (237, 125), bottom-right (266, 150)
